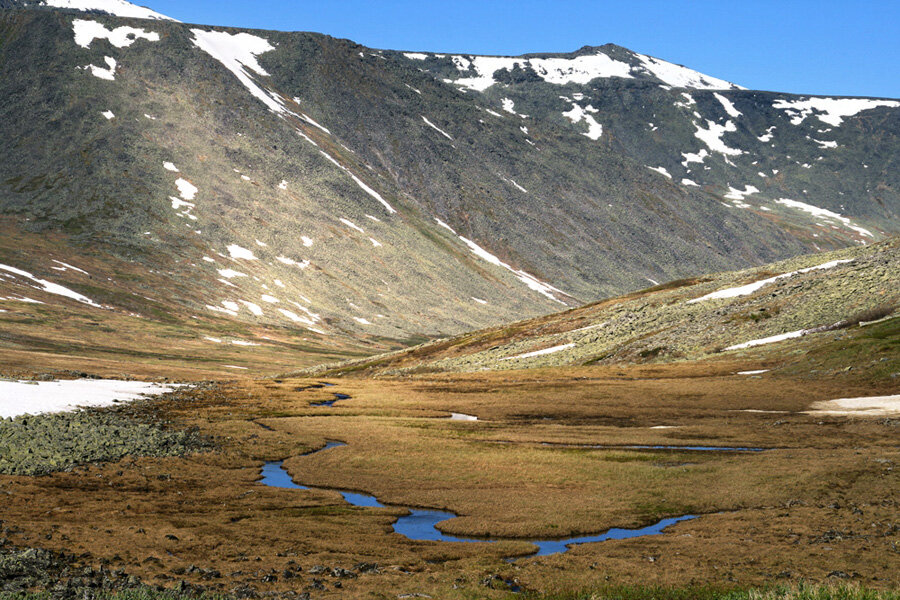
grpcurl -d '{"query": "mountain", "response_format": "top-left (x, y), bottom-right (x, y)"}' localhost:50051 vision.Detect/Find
top-left (0, 1), bottom-right (897, 371)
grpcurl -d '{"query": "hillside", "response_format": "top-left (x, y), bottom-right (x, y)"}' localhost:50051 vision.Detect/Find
top-left (0, 2), bottom-right (898, 371)
top-left (302, 238), bottom-right (899, 377)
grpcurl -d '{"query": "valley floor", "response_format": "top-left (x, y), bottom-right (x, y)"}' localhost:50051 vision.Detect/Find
top-left (1, 318), bottom-right (898, 598)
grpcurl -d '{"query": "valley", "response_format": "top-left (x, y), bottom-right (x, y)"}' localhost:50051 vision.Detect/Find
top-left (0, 1), bottom-right (898, 599)
top-left (1, 249), bottom-right (897, 598)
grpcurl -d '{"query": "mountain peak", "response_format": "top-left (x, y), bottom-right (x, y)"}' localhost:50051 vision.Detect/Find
top-left (6, 0), bottom-right (176, 21)
top-left (402, 43), bottom-right (743, 91)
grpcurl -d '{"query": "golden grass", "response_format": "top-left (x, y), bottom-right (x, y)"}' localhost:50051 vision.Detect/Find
top-left (1, 343), bottom-right (898, 597)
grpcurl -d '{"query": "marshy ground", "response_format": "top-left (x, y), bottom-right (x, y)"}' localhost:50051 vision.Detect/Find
top-left (1, 332), bottom-right (898, 598)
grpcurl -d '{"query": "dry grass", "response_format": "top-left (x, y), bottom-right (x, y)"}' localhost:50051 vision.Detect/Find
top-left (1, 353), bottom-right (898, 598)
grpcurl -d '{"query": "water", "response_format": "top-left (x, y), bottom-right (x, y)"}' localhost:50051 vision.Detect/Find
top-left (625, 445), bottom-right (764, 452)
top-left (525, 515), bottom-right (697, 556)
top-left (259, 457), bottom-right (696, 557)
top-left (541, 442), bottom-right (766, 452)
top-left (305, 441), bottom-right (347, 454)
top-left (259, 460), bottom-right (308, 489)
top-left (310, 393), bottom-right (352, 407)
top-left (259, 441), bottom-right (346, 488)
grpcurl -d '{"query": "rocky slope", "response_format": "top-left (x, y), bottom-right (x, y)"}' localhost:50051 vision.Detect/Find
top-left (302, 238), bottom-right (899, 376)
top-left (0, 1), bottom-right (897, 362)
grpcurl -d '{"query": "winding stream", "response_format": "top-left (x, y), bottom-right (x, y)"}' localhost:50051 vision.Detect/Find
top-left (259, 441), bottom-right (697, 557)
top-left (310, 393), bottom-right (351, 407)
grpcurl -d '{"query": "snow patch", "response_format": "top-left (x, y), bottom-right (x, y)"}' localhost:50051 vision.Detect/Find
top-left (775, 199), bottom-right (873, 237)
top-left (450, 413), bottom-right (478, 421)
top-left (0, 263), bottom-right (102, 307)
top-left (723, 185), bottom-right (759, 201)
top-left (713, 93), bottom-right (742, 117)
top-left (51, 260), bottom-right (89, 275)
top-left (813, 139), bottom-right (839, 149)
top-left (807, 395), bottom-right (900, 417)
top-left (561, 103), bottom-right (603, 140)
top-left (725, 330), bottom-right (807, 351)
top-left (71, 19), bottom-right (160, 48)
top-left (422, 116), bottom-right (453, 140)
top-left (217, 268), bottom-right (246, 279)
top-left (693, 119), bottom-right (743, 156)
top-left (175, 178), bottom-right (197, 201)
top-left (757, 126), bottom-right (776, 142)
top-left (316, 149), bottom-right (396, 214)
top-left (170, 197), bottom-right (193, 211)
top-left (163, 162), bottom-right (179, 172)
top-left (434, 219), bottom-right (570, 304)
top-left (276, 256), bottom-right (309, 269)
top-left (773, 97), bottom-right (899, 126)
top-left (339, 218), bottom-right (365, 234)
top-left (190, 29), bottom-right (287, 116)
top-left (239, 300), bottom-right (263, 316)
top-left (101, 110), bottom-right (115, 120)
top-left (227, 244), bottom-right (257, 260)
top-left (502, 343), bottom-right (576, 361)
top-left (688, 259), bottom-right (853, 303)
top-left (647, 166), bottom-right (672, 179)
top-left (681, 148), bottom-right (709, 166)
top-left (49, 0), bottom-right (175, 21)
top-left (635, 53), bottom-right (742, 90)
top-left (82, 56), bottom-right (116, 80)
top-left (0, 379), bottom-right (180, 418)
top-left (450, 52), bottom-right (634, 92)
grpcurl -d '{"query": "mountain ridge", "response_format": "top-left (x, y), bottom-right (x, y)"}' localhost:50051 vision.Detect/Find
top-left (0, 3), bottom-right (897, 369)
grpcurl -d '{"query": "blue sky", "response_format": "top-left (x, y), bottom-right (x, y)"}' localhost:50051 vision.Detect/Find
top-left (148, 0), bottom-right (899, 98)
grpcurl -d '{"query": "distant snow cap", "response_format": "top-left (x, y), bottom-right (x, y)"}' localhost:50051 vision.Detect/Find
top-left (47, 0), bottom-right (176, 21)
top-left (449, 51), bottom-right (634, 91)
top-left (635, 53), bottom-right (743, 90)
top-left (773, 97), bottom-right (900, 127)
top-left (71, 19), bottom-right (160, 48)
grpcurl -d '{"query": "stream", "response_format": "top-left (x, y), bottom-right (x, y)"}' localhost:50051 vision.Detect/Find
top-left (259, 441), bottom-right (697, 557)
